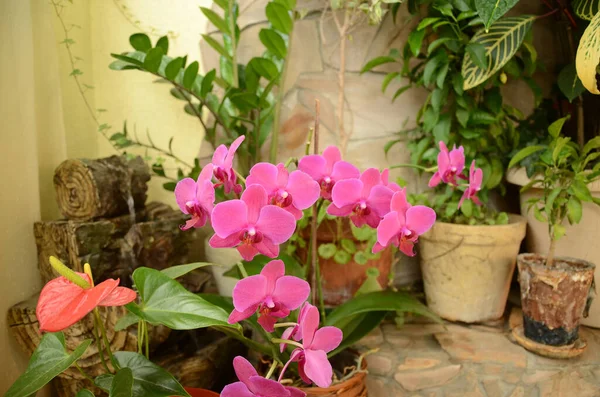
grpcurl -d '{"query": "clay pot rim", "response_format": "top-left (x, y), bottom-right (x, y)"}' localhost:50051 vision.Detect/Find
top-left (517, 253), bottom-right (596, 272)
top-left (507, 167), bottom-right (600, 191)
top-left (421, 214), bottom-right (526, 239)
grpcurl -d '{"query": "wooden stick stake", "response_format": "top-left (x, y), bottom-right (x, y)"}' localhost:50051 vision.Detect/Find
top-left (311, 100), bottom-right (320, 305)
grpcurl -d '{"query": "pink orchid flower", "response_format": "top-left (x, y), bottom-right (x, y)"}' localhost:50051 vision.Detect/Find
top-left (298, 146), bottom-right (360, 199)
top-left (228, 260), bottom-right (310, 332)
top-left (246, 163), bottom-right (320, 220)
top-left (280, 305), bottom-right (343, 388)
top-left (381, 168), bottom-right (401, 192)
top-left (280, 302), bottom-right (311, 352)
top-left (428, 141), bottom-right (466, 187)
top-left (209, 184), bottom-right (296, 261)
top-left (212, 136), bottom-right (245, 194)
top-left (459, 160), bottom-right (483, 208)
top-left (221, 356), bottom-right (306, 397)
top-left (327, 168), bottom-right (395, 228)
top-left (174, 164), bottom-right (215, 230)
top-left (374, 189), bottom-right (436, 257)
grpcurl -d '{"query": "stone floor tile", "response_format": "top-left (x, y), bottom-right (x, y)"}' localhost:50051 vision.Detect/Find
top-left (396, 357), bottom-right (441, 371)
top-left (366, 352), bottom-right (394, 376)
top-left (394, 364), bottom-right (461, 391)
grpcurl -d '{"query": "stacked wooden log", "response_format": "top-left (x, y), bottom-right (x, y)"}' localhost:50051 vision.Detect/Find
top-left (7, 155), bottom-right (236, 396)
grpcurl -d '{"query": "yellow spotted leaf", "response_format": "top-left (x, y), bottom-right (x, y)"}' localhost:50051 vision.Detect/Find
top-left (576, 11), bottom-right (600, 95)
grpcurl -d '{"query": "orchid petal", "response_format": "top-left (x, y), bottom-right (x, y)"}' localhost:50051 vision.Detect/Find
top-left (238, 243), bottom-right (261, 261)
top-left (377, 212), bottom-right (402, 247)
top-left (211, 200), bottom-right (248, 237)
top-left (258, 313), bottom-right (279, 332)
top-left (406, 205), bottom-right (436, 235)
top-left (368, 185), bottom-right (394, 217)
top-left (322, 146), bottom-right (342, 173)
top-left (242, 185), bottom-right (269, 225)
top-left (298, 155), bottom-right (326, 180)
top-left (224, 136), bottom-right (246, 168)
top-left (303, 349), bottom-right (333, 388)
top-left (331, 178), bottom-right (362, 208)
top-left (209, 233), bottom-right (241, 248)
top-left (326, 203), bottom-right (354, 217)
top-left (273, 276), bottom-right (311, 310)
top-left (232, 275), bottom-right (268, 312)
top-left (399, 239), bottom-right (416, 256)
top-left (309, 326), bottom-right (343, 352)
top-left (330, 160), bottom-right (360, 181)
top-left (254, 238), bottom-right (280, 259)
top-left (286, 386), bottom-right (307, 397)
top-left (428, 172), bottom-right (442, 188)
top-left (287, 170), bottom-right (320, 209)
top-left (276, 163), bottom-right (289, 187)
top-left (301, 305), bottom-right (320, 348)
top-left (359, 168), bottom-right (381, 197)
top-left (255, 206), bottom-right (296, 244)
top-left (261, 260), bottom-right (285, 293)
top-left (247, 162), bottom-right (279, 194)
top-left (233, 356), bottom-right (259, 389)
top-left (437, 143), bottom-right (450, 174)
top-left (249, 376), bottom-right (291, 397)
top-left (228, 305), bottom-right (259, 324)
top-left (174, 178), bottom-right (196, 214)
top-left (221, 382), bottom-right (255, 397)
top-left (450, 146), bottom-right (465, 172)
top-left (390, 189), bottom-right (410, 214)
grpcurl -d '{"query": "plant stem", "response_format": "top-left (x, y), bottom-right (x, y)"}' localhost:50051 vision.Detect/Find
top-left (237, 261), bottom-right (249, 278)
top-left (305, 127), bottom-right (314, 155)
top-left (271, 338), bottom-right (304, 349)
top-left (265, 360), bottom-right (278, 379)
top-left (94, 308), bottom-right (117, 369)
top-left (93, 315), bottom-right (111, 373)
top-left (546, 235), bottom-right (556, 267)
top-left (390, 163), bottom-right (430, 171)
top-left (213, 325), bottom-right (271, 355)
top-left (144, 320), bottom-right (150, 359)
top-left (274, 322), bottom-right (297, 328)
top-left (228, 0), bottom-right (238, 88)
top-left (337, 11), bottom-right (349, 155)
top-left (74, 362), bottom-right (95, 383)
top-left (137, 320), bottom-right (143, 354)
top-left (311, 101), bottom-right (320, 308)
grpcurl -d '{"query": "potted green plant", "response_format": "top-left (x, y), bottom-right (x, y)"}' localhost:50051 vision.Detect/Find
top-left (508, 117), bottom-right (598, 354)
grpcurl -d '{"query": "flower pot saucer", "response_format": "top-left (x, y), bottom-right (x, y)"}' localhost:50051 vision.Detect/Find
top-left (512, 325), bottom-right (587, 359)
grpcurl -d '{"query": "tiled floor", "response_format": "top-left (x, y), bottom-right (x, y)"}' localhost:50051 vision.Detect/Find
top-left (356, 308), bottom-right (600, 396)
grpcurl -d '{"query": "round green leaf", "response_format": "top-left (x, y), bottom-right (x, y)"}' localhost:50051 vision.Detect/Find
top-left (354, 251), bottom-right (368, 265)
top-left (334, 249), bottom-right (351, 264)
top-left (340, 238), bottom-right (357, 254)
top-left (318, 243), bottom-right (337, 259)
top-left (129, 33), bottom-right (152, 52)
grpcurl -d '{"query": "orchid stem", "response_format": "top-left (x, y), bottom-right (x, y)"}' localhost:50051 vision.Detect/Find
top-left (271, 338), bottom-right (303, 349)
top-left (265, 360), bottom-right (278, 379)
top-left (274, 322), bottom-right (297, 328)
top-left (233, 169), bottom-right (247, 184)
top-left (305, 128), bottom-right (314, 156)
top-left (284, 157), bottom-right (297, 168)
top-left (390, 163), bottom-right (432, 172)
top-left (236, 261), bottom-right (249, 278)
top-left (94, 308), bottom-right (118, 370)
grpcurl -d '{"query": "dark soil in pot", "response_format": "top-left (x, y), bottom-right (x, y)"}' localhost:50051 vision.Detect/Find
top-left (517, 253), bottom-right (595, 346)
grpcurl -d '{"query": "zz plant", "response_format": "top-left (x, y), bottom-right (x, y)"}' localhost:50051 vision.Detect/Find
top-left (509, 116), bottom-right (600, 266)
top-left (110, 0), bottom-right (297, 188)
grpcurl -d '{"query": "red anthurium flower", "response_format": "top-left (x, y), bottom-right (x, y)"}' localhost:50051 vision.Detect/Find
top-left (327, 168), bottom-right (394, 228)
top-left (280, 305), bottom-right (342, 388)
top-left (246, 163), bottom-right (320, 220)
top-left (459, 160), bottom-right (483, 208)
top-left (428, 141), bottom-right (465, 187)
top-left (221, 356), bottom-right (306, 397)
top-left (298, 146), bottom-right (360, 199)
top-left (37, 272), bottom-right (136, 332)
top-left (212, 136), bottom-right (245, 194)
top-left (228, 260), bottom-right (310, 332)
top-left (373, 189), bottom-right (436, 256)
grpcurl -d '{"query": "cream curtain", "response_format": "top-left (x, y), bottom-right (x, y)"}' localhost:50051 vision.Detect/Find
top-left (0, 0), bottom-right (210, 391)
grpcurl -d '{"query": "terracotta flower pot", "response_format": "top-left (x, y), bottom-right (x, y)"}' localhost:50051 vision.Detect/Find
top-left (299, 357), bottom-right (368, 397)
top-left (507, 167), bottom-right (600, 327)
top-left (517, 253), bottom-right (595, 346)
top-left (299, 219), bottom-right (392, 306)
top-left (418, 215), bottom-right (527, 322)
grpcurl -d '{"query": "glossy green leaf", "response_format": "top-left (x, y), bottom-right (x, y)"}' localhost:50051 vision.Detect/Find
top-left (361, 56), bottom-right (396, 74)
top-left (573, 0), bottom-right (600, 21)
top-left (460, 198), bottom-right (473, 217)
top-left (456, 108), bottom-right (470, 128)
top-left (465, 42), bottom-right (487, 69)
top-left (222, 254), bottom-right (304, 280)
top-left (129, 33), bottom-right (152, 52)
top-left (202, 35), bottom-right (232, 61)
top-left (533, 205), bottom-right (546, 223)
top-left (329, 312), bottom-right (387, 357)
top-left (572, 180), bottom-right (593, 202)
top-left (558, 63), bottom-right (586, 102)
top-left (5, 333), bottom-right (92, 397)
top-left (408, 29), bottom-right (426, 57)
top-left (76, 390), bottom-right (95, 397)
top-left (486, 157), bottom-right (504, 189)
top-left (508, 145), bottom-right (545, 169)
top-left (548, 116), bottom-right (568, 138)
top-left (417, 17), bottom-right (441, 30)
top-left (161, 262), bottom-right (216, 279)
top-left (318, 243), bottom-right (337, 259)
top-left (164, 57), bottom-right (184, 81)
top-left (110, 368), bottom-right (134, 397)
top-left (475, 0), bottom-right (519, 31)
top-left (259, 29), bottom-right (287, 58)
top-left (462, 16), bottom-right (535, 90)
top-left (325, 291), bottom-right (440, 328)
top-left (248, 57), bottom-right (278, 80)
top-left (382, 72), bottom-right (400, 92)
top-left (95, 352), bottom-right (189, 397)
top-left (155, 36), bottom-right (169, 55)
top-left (392, 85), bottom-right (412, 102)
top-left (143, 47), bottom-right (164, 74)
top-left (114, 311), bottom-right (140, 331)
top-left (200, 8), bottom-right (229, 33)
top-left (545, 187), bottom-right (562, 218)
top-left (201, 69), bottom-right (216, 97)
top-left (553, 224), bottom-right (567, 240)
top-left (567, 196), bottom-right (583, 224)
top-left (266, 3), bottom-right (293, 34)
top-left (126, 267), bottom-right (232, 330)
top-left (183, 61), bottom-right (199, 89)
top-left (432, 114), bottom-right (451, 143)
